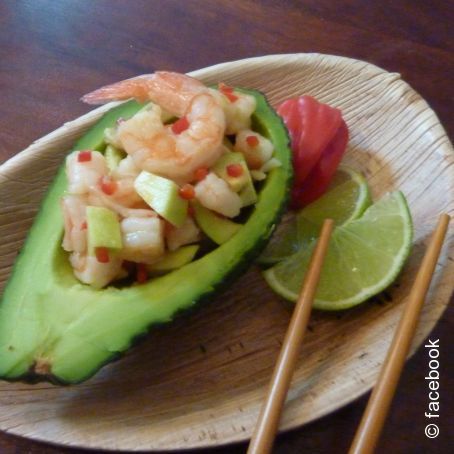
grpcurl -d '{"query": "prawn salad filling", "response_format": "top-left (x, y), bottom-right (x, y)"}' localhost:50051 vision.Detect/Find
top-left (62, 72), bottom-right (281, 288)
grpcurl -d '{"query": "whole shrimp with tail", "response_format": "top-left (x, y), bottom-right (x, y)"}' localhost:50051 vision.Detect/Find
top-left (82, 72), bottom-right (226, 183)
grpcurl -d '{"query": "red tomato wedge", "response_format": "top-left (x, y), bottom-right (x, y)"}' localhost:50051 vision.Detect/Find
top-left (291, 120), bottom-right (349, 207)
top-left (277, 98), bottom-right (302, 155)
top-left (277, 95), bottom-right (348, 209)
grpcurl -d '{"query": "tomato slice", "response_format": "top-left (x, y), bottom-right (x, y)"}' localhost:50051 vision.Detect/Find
top-left (277, 98), bottom-right (302, 148)
top-left (278, 95), bottom-right (348, 209)
top-left (291, 120), bottom-right (349, 208)
top-left (278, 96), bottom-right (343, 186)
top-left (296, 96), bottom-right (342, 183)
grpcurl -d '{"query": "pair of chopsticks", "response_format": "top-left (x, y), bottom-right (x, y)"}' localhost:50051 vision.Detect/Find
top-left (248, 214), bottom-right (450, 454)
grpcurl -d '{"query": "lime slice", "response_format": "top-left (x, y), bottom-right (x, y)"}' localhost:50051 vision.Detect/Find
top-left (259, 166), bottom-right (371, 264)
top-left (298, 166), bottom-right (372, 226)
top-left (263, 191), bottom-right (413, 310)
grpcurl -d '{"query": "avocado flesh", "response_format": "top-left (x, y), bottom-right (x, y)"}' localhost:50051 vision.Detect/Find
top-left (87, 206), bottom-right (122, 252)
top-left (0, 90), bottom-right (292, 384)
top-left (149, 245), bottom-right (199, 273)
top-left (134, 171), bottom-right (188, 227)
top-left (193, 202), bottom-right (241, 245)
top-left (212, 152), bottom-right (250, 192)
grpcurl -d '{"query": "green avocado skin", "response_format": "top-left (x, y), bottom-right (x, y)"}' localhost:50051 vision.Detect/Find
top-left (0, 90), bottom-right (292, 384)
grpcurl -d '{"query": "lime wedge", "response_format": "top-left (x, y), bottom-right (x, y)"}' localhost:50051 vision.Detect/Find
top-left (263, 191), bottom-right (413, 310)
top-left (259, 166), bottom-right (371, 264)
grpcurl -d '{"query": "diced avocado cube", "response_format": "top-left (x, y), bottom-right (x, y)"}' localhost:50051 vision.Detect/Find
top-left (105, 145), bottom-right (126, 172)
top-left (213, 152), bottom-right (257, 206)
top-left (239, 179), bottom-right (258, 207)
top-left (193, 202), bottom-right (241, 245)
top-left (213, 152), bottom-right (251, 192)
top-left (148, 245), bottom-right (199, 274)
top-left (251, 170), bottom-right (267, 181)
top-left (86, 206), bottom-right (122, 253)
top-left (134, 171), bottom-right (187, 227)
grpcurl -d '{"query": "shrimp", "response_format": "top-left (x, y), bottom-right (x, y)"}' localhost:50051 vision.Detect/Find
top-left (210, 89), bottom-right (257, 135)
top-left (194, 172), bottom-right (242, 218)
top-left (82, 72), bottom-right (226, 183)
top-left (120, 216), bottom-right (165, 264)
top-left (66, 150), bottom-right (148, 216)
top-left (70, 252), bottom-right (123, 289)
top-left (166, 217), bottom-right (200, 251)
top-left (112, 155), bottom-right (141, 180)
top-left (66, 150), bottom-right (108, 194)
top-left (61, 195), bottom-right (88, 253)
top-left (87, 187), bottom-right (155, 219)
top-left (234, 129), bottom-right (274, 169)
top-left (82, 72), bottom-right (207, 116)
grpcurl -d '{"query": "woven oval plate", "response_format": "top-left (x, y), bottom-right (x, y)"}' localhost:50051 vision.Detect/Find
top-left (0, 53), bottom-right (452, 451)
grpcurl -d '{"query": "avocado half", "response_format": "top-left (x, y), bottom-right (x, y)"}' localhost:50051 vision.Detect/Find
top-left (0, 89), bottom-right (292, 384)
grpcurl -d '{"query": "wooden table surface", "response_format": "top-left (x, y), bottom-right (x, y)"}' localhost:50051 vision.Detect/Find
top-left (0, 1), bottom-right (452, 453)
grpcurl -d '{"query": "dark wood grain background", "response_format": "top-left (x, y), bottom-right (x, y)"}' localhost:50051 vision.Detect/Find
top-left (0, 0), bottom-right (453, 453)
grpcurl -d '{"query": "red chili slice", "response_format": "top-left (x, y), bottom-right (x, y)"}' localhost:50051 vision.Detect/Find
top-left (136, 263), bottom-right (148, 284)
top-left (226, 163), bottom-right (244, 177)
top-left (171, 116), bottom-right (190, 134)
top-left (218, 83), bottom-right (238, 102)
top-left (246, 135), bottom-right (259, 147)
top-left (80, 221), bottom-right (87, 230)
top-left (218, 82), bottom-right (234, 93)
top-left (77, 150), bottom-right (92, 162)
top-left (193, 166), bottom-right (208, 182)
top-left (179, 184), bottom-right (195, 200)
top-left (223, 91), bottom-right (238, 103)
top-left (100, 176), bottom-right (118, 195)
top-left (95, 247), bottom-right (109, 263)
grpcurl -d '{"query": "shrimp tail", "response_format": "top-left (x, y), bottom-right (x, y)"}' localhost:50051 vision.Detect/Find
top-left (81, 72), bottom-right (207, 116)
top-left (81, 75), bottom-right (154, 105)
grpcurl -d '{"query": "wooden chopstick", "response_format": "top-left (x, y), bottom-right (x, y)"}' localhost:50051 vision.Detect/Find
top-left (247, 218), bottom-right (334, 454)
top-left (349, 213), bottom-right (451, 454)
